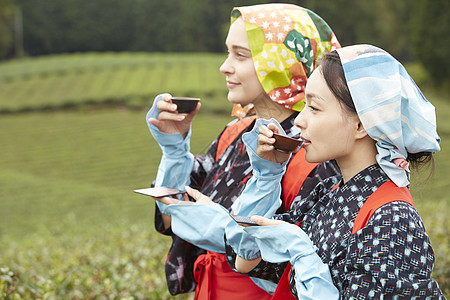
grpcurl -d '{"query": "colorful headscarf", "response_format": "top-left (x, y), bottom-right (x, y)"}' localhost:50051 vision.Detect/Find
top-left (230, 3), bottom-right (341, 117)
top-left (336, 45), bottom-right (441, 187)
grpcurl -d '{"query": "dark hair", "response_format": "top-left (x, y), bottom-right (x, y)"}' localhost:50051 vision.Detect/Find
top-left (319, 51), bottom-right (356, 114)
top-left (318, 50), bottom-right (434, 170)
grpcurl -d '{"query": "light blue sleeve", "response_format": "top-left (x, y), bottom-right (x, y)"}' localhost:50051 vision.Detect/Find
top-left (244, 224), bottom-right (340, 300)
top-left (146, 94), bottom-right (194, 214)
top-left (164, 201), bottom-right (278, 294)
top-left (226, 118), bottom-right (289, 260)
top-left (164, 203), bottom-right (229, 253)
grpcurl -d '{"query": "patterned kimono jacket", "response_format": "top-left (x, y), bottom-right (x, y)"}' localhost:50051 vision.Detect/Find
top-left (226, 164), bottom-right (445, 299)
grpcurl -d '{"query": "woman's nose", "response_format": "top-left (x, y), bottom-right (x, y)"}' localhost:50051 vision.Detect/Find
top-left (220, 57), bottom-right (233, 75)
top-left (294, 109), bottom-right (307, 129)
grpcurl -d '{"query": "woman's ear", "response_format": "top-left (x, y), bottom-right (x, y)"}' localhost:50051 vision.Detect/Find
top-left (354, 119), bottom-right (368, 140)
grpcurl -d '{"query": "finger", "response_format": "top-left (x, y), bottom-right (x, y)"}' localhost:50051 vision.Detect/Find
top-left (157, 99), bottom-right (178, 112)
top-left (257, 133), bottom-right (276, 146)
top-left (267, 123), bottom-right (280, 134)
top-left (185, 186), bottom-right (210, 203)
top-left (152, 196), bottom-right (177, 206)
top-left (183, 102), bottom-right (201, 121)
top-left (251, 215), bottom-right (285, 226)
top-left (148, 118), bottom-right (160, 128)
top-left (158, 111), bottom-right (185, 121)
top-left (258, 124), bottom-right (273, 138)
top-left (181, 192), bottom-right (190, 202)
top-left (185, 186), bottom-right (201, 201)
top-left (160, 93), bottom-right (173, 101)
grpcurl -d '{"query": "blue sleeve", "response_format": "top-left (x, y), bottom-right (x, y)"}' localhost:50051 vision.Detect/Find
top-left (244, 224), bottom-right (340, 300)
top-left (226, 118), bottom-right (289, 260)
top-left (163, 203), bottom-right (230, 253)
top-left (146, 94), bottom-right (195, 214)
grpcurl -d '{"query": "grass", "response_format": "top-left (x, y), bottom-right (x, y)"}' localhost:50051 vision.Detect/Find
top-left (0, 108), bottom-right (233, 299)
top-left (0, 53), bottom-right (448, 298)
top-left (0, 52), bottom-right (229, 113)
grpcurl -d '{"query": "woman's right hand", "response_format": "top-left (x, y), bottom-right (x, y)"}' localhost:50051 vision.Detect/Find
top-left (256, 123), bottom-right (291, 163)
top-left (148, 93), bottom-right (201, 137)
top-left (152, 186), bottom-right (213, 206)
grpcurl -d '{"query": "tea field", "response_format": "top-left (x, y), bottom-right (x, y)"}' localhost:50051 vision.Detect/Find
top-left (0, 53), bottom-right (448, 299)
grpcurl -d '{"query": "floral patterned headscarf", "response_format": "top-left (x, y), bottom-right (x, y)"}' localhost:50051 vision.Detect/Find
top-left (230, 3), bottom-right (341, 117)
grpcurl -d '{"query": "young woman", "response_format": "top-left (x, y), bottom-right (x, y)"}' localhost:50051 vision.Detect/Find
top-left (228, 45), bottom-right (445, 299)
top-left (146, 3), bottom-right (341, 299)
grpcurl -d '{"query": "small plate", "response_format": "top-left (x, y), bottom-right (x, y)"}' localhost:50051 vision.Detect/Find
top-left (171, 97), bottom-right (200, 113)
top-left (134, 187), bottom-right (184, 198)
top-left (272, 133), bottom-right (303, 153)
top-left (230, 214), bottom-right (259, 227)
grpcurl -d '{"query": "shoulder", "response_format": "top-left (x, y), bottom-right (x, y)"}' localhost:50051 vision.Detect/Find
top-left (351, 201), bottom-right (432, 256)
top-left (367, 201), bottom-right (425, 232)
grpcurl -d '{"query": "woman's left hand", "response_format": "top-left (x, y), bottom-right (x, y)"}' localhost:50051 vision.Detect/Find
top-left (250, 215), bottom-right (287, 226)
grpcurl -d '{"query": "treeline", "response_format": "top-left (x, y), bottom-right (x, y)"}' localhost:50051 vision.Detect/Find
top-left (0, 0), bottom-right (449, 85)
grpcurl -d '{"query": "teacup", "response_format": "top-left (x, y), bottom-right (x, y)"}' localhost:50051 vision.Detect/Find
top-left (171, 97), bottom-right (200, 114)
top-left (272, 133), bottom-right (303, 153)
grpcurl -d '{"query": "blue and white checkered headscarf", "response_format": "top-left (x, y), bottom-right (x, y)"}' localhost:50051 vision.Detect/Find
top-left (336, 45), bottom-right (440, 187)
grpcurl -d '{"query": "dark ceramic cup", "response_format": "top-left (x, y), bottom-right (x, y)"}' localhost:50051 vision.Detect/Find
top-left (171, 97), bottom-right (200, 114)
top-left (272, 133), bottom-right (303, 153)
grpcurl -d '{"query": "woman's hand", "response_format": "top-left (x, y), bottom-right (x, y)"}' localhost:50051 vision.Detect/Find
top-left (148, 93), bottom-right (201, 137)
top-left (256, 123), bottom-right (291, 163)
top-left (250, 215), bottom-right (287, 226)
top-left (152, 186), bottom-right (213, 206)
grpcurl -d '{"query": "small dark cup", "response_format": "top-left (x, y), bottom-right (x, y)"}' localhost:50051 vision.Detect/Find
top-left (171, 97), bottom-right (200, 114)
top-left (272, 133), bottom-right (303, 153)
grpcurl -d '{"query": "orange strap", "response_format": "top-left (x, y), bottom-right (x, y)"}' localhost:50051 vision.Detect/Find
top-left (352, 180), bottom-right (414, 233)
top-left (215, 116), bottom-right (257, 161)
top-left (215, 117), bottom-right (318, 212)
top-left (282, 148), bottom-right (318, 211)
top-left (193, 251), bottom-right (271, 300)
top-left (273, 181), bottom-right (414, 298)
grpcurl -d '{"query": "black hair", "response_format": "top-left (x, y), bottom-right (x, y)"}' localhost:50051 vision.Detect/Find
top-left (318, 50), bottom-right (434, 171)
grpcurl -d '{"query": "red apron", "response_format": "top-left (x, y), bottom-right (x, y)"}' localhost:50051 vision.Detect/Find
top-left (193, 251), bottom-right (272, 300)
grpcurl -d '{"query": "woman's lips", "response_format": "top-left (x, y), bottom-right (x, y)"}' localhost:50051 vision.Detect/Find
top-left (300, 136), bottom-right (311, 148)
top-left (226, 80), bottom-right (239, 89)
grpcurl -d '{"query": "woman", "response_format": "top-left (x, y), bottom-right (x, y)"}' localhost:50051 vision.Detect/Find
top-left (230, 45), bottom-right (445, 299)
top-left (146, 3), bottom-right (340, 298)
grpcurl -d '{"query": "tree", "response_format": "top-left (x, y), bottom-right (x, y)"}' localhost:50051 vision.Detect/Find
top-left (409, 0), bottom-right (450, 85)
top-left (0, 0), bottom-right (16, 59)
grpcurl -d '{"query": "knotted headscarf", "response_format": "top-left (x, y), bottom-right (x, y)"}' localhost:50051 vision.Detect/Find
top-left (336, 45), bottom-right (441, 187)
top-left (230, 3), bottom-right (341, 117)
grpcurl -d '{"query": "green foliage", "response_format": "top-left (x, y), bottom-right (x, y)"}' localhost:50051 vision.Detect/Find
top-left (0, 52), bottom-right (232, 113)
top-left (0, 0), bottom-right (448, 84)
top-left (0, 53), bottom-right (448, 298)
top-left (0, 109), bottom-right (232, 299)
top-left (0, 0), bottom-right (16, 59)
top-left (408, 0), bottom-right (450, 85)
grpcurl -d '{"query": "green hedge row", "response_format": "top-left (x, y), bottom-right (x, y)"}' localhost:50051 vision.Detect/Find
top-left (0, 52), bottom-right (230, 113)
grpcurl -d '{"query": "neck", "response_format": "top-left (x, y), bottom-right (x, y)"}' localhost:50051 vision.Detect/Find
top-left (336, 136), bottom-right (378, 184)
top-left (253, 96), bottom-right (294, 123)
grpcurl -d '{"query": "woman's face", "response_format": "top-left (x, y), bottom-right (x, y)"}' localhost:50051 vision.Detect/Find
top-left (220, 17), bottom-right (267, 106)
top-left (294, 67), bottom-right (359, 164)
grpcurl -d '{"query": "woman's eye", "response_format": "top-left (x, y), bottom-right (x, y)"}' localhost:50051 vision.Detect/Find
top-left (309, 105), bottom-right (318, 112)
